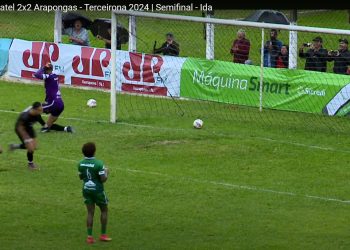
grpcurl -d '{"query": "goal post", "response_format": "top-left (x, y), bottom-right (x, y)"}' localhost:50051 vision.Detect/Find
top-left (110, 11), bottom-right (117, 123)
top-left (259, 28), bottom-right (265, 112)
top-left (110, 10), bottom-right (350, 124)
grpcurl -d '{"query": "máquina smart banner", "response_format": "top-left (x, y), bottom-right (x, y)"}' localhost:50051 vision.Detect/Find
top-left (180, 58), bottom-right (350, 116)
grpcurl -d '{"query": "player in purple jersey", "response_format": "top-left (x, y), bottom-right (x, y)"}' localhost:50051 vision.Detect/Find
top-left (34, 63), bottom-right (74, 133)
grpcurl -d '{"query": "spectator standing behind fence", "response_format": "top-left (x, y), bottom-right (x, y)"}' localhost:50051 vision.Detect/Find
top-left (263, 29), bottom-right (283, 68)
top-left (276, 45), bottom-right (289, 68)
top-left (62, 19), bottom-right (90, 46)
top-left (230, 29), bottom-right (250, 64)
top-left (327, 38), bottom-right (350, 75)
top-left (97, 27), bottom-right (121, 50)
top-left (153, 33), bottom-right (180, 56)
top-left (299, 36), bottom-right (328, 72)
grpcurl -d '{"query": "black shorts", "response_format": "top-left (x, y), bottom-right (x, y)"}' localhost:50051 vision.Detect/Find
top-left (15, 126), bottom-right (36, 144)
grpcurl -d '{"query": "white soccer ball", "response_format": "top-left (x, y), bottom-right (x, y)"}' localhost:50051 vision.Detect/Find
top-left (87, 99), bottom-right (97, 108)
top-left (193, 119), bottom-right (203, 129)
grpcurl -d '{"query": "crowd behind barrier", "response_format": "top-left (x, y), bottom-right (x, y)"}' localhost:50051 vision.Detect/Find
top-left (1, 10), bottom-right (350, 87)
top-left (0, 10), bottom-right (349, 75)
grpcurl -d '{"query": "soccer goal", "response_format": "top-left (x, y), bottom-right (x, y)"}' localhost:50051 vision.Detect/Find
top-left (110, 10), bottom-right (350, 131)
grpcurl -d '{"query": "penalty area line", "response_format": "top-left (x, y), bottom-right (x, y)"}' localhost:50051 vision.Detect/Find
top-left (38, 154), bottom-right (350, 205)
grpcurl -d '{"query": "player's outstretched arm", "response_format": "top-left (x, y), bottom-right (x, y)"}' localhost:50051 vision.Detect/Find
top-left (37, 114), bottom-right (46, 126)
top-left (34, 63), bottom-right (52, 80)
top-left (33, 67), bottom-right (45, 80)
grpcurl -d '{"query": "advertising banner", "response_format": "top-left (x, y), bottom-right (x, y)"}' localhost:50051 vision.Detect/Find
top-left (0, 38), bottom-right (13, 76)
top-left (7, 39), bottom-right (350, 116)
top-left (180, 58), bottom-right (350, 116)
top-left (7, 39), bottom-right (184, 96)
top-left (116, 51), bottom-right (185, 97)
top-left (8, 39), bottom-right (111, 88)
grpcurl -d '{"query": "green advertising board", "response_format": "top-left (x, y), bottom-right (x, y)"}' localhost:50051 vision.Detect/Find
top-left (180, 58), bottom-right (350, 116)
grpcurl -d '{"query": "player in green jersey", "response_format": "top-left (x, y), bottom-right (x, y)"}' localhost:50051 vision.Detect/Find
top-left (78, 142), bottom-right (112, 244)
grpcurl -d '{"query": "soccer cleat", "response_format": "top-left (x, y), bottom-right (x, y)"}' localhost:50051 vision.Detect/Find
top-left (99, 234), bottom-right (112, 242)
top-left (28, 162), bottom-right (39, 170)
top-left (41, 127), bottom-right (50, 133)
top-left (66, 126), bottom-right (74, 133)
top-left (86, 236), bottom-right (95, 244)
top-left (9, 144), bottom-right (18, 152)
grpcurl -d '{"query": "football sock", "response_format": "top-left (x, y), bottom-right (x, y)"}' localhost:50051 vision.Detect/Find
top-left (101, 226), bottom-right (107, 235)
top-left (50, 124), bottom-right (65, 131)
top-left (12, 143), bottom-right (25, 149)
top-left (87, 228), bottom-right (93, 236)
top-left (64, 126), bottom-right (73, 132)
top-left (27, 152), bottom-right (33, 162)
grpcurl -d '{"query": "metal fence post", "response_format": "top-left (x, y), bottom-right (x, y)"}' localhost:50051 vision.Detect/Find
top-left (259, 28), bottom-right (265, 112)
top-left (128, 15), bottom-right (137, 52)
top-left (54, 11), bottom-right (62, 43)
top-left (206, 13), bottom-right (214, 60)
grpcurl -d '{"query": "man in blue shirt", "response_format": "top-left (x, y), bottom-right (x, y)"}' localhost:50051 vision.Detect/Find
top-left (263, 29), bottom-right (283, 68)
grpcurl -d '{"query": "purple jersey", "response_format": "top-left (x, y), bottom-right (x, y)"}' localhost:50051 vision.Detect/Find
top-left (34, 68), bottom-right (62, 103)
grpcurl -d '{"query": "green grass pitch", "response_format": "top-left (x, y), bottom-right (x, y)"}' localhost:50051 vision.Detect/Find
top-left (1, 80), bottom-right (350, 249)
top-left (1, 9), bottom-right (350, 249)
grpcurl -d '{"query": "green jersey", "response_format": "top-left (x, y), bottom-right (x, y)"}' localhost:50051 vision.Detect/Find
top-left (78, 157), bottom-right (106, 192)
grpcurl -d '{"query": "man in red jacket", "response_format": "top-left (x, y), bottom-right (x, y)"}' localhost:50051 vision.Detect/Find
top-left (230, 29), bottom-right (251, 64)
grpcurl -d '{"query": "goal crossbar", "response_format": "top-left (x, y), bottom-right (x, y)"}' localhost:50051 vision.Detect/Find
top-left (113, 10), bottom-right (350, 36)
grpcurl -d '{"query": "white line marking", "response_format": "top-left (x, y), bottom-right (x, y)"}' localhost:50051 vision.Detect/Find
top-left (0, 109), bottom-right (19, 114)
top-left (1, 109), bottom-right (350, 153)
top-left (0, 109), bottom-right (109, 123)
top-left (39, 154), bottom-right (350, 205)
top-left (254, 136), bottom-right (350, 154)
